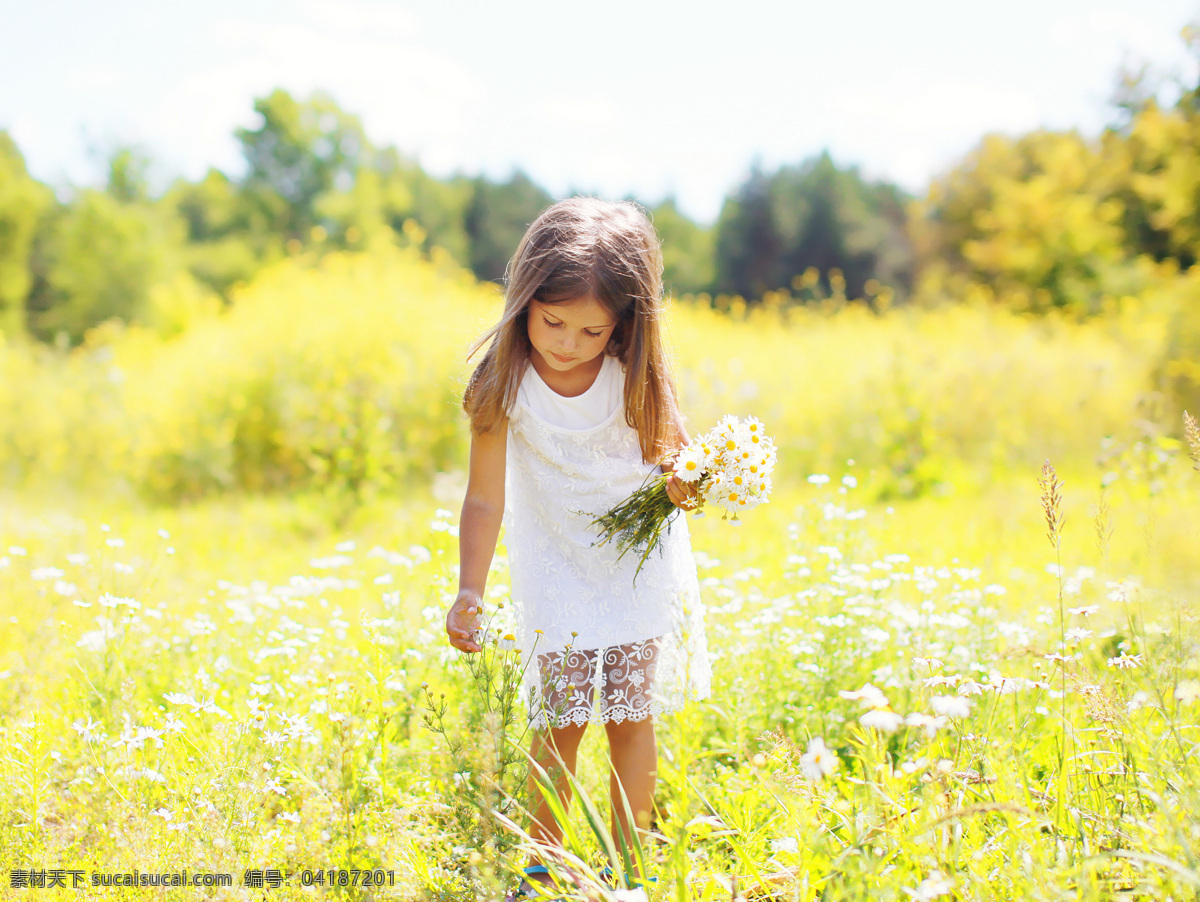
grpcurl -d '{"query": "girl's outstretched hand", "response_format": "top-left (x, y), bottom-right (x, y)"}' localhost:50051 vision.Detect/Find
top-left (446, 591), bottom-right (483, 653)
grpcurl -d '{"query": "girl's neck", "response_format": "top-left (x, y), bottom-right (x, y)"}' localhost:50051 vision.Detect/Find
top-left (528, 352), bottom-right (607, 398)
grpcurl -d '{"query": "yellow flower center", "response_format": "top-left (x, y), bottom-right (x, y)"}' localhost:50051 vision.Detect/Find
top-left (686, 460), bottom-right (697, 471)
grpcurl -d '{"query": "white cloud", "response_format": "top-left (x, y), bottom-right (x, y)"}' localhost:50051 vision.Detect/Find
top-left (299, 0), bottom-right (420, 40)
top-left (64, 66), bottom-right (126, 93)
top-left (145, 10), bottom-right (481, 180)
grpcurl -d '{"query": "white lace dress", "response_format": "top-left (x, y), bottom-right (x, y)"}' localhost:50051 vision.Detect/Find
top-left (505, 353), bottom-right (710, 730)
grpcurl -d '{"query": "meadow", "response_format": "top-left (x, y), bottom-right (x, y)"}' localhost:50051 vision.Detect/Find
top-left (1, 245), bottom-right (1198, 900)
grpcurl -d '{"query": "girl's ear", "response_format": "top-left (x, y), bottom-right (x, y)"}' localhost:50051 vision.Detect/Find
top-left (607, 320), bottom-right (628, 358)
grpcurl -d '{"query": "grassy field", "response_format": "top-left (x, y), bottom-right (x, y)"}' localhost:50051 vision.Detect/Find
top-left (1, 247), bottom-right (1198, 900)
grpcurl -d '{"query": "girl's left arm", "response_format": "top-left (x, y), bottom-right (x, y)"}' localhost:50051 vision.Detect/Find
top-left (659, 402), bottom-right (691, 470)
top-left (661, 403), bottom-right (698, 510)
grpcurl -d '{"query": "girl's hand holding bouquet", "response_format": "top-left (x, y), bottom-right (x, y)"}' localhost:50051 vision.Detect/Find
top-left (592, 414), bottom-right (777, 578)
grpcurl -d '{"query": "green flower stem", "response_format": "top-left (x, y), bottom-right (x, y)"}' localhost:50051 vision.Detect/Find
top-left (591, 473), bottom-right (709, 580)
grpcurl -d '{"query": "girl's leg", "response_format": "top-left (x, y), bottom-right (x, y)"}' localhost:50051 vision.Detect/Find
top-left (526, 722), bottom-right (587, 863)
top-left (604, 717), bottom-right (657, 870)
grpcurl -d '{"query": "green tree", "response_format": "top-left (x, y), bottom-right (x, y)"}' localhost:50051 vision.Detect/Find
top-left (25, 146), bottom-right (189, 343)
top-left (464, 171), bottom-right (553, 283)
top-left (649, 197), bottom-right (714, 297)
top-left (914, 130), bottom-right (1127, 313)
top-left (236, 89), bottom-right (370, 243)
top-left (714, 153), bottom-right (913, 303)
top-left (714, 164), bottom-right (779, 300)
top-left (29, 187), bottom-right (184, 343)
top-left (164, 169), bottom-right (260, 296)
top-left (106, 145), bottom-right (152, 204)
top-left (0, 132), bottom-right (53, 336)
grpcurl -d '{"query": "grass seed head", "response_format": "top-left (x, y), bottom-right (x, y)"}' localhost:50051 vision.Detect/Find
top-left (1038, 460), bottom-right (1065, 547)
top-left (1185, 411), bottom-right (1200, 470)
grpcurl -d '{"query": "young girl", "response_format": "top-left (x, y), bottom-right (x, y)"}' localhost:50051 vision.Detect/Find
top-left (445, 197), bottom-right (710, 897)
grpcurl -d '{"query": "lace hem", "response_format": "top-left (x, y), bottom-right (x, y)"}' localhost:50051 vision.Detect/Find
top-left (529, 697), bottom-right (694, 732)
top-left (530, 700), bottom-right (667, 729)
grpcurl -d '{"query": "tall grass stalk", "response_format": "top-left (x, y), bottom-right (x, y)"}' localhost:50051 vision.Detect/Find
top-left (1039, 460), bottom-right (1073, 848)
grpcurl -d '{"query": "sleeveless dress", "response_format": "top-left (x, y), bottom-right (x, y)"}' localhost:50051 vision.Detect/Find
top-left (505, 353), bottom-right (711, 730)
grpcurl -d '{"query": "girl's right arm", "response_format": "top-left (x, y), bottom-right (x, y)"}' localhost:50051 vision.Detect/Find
top-left (445, 422), bottom-right (507, 654)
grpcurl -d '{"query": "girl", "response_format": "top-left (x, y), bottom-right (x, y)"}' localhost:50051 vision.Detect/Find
top-left (445, 197), bottom-right (710, 898)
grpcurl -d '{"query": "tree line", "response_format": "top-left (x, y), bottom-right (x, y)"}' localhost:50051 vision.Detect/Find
top-left (0, 88), bottom-right (923, 344)
top-left (3, 29), bottom-right (1200, 347)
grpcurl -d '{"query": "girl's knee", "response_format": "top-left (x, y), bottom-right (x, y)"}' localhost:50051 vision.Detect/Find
top-left (604, 717), bottom-right (655, 744)
top-left (542, 721), bottom-right (587, 753)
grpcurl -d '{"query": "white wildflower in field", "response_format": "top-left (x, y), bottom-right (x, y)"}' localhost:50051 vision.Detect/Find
top-left (1107, 652), bottom-right (1143, 670)
top-left (904, 871), bottom-right (953, 900)
top-left (922, 675), bottom-right (957, 688)
top-left (114, 725), bottom-right (165, 751)
top-left (72, 718), bottom-right (104, 743)
top-left (838, 683), bottom-right (890, 709)
top-left (98, 593), bottom-right (140, 609)
top-left (1068, 604), bottom-right (1099, 616)
top-left (904, 712), bottom-right (949, 738)
top-left (279, 714), bottom-right (313, 740)
top-left (771, 836), bottom-right (799, 854)
top-left (901, 756), bottom-right (930, 774)
top-left (76, 619), bottom-right (120, 651)
top-left (956, 680), bottom-right (986, 696)
top-left (1175, 681), bottom-right (1200, 705)
top-left (859, 709), bottom-right (905, 733)
top-left (1065, 628), bottom-right (1094, 642)
top-left (800, 737), bottom-right (839, 780)
top-left (931, 695), bottom-right (973, 718)
top-left (278, 811), bottom-right (300, 823)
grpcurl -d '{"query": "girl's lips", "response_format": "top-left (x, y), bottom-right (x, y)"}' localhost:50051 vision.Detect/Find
top-left (552, 352), bottom-right (575, 363)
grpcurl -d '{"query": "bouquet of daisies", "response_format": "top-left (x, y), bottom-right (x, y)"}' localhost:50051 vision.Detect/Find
top-left (592, 415), bottom-right (777, 577)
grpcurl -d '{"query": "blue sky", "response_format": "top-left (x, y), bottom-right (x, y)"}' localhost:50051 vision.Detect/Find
top-left (1, 0), bottom-right (1196, 223)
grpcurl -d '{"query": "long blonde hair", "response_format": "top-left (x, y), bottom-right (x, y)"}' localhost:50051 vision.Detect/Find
top-left (463, 196), bottom-right (682, 463)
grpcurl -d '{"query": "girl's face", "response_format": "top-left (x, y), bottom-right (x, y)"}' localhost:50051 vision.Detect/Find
top-left (527, 294), bottom-right (617, 376)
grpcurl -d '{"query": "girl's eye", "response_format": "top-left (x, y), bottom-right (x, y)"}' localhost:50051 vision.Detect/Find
top-left (543, 317), bottom-right (603, 338)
